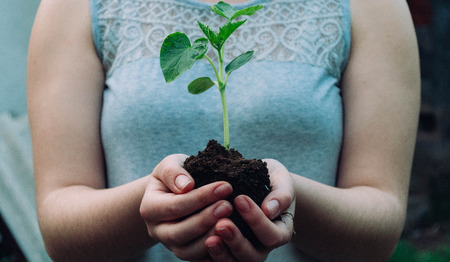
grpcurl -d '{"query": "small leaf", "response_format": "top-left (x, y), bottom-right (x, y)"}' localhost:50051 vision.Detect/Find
top-left (197, 21), bottom-right (220, 50)
top-left (210, 1), bottom-right (263, 21)
top-left (210, 1), bottom-right (237, 21)
top-left (218, 20), bottom-right (246, 46)
top-left (188, 77), bottom-right (215, 94)
top-left (225, 51), bottom-right (254, 75)
top-left (230, 5), bottom-right (264, 21)
top-left (160, 33), bottom-right (209, 83)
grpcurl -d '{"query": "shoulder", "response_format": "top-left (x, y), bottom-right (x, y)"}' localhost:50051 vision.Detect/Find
top-left (31, 0), bottom-right (92, 43)
top-left (35, 0), bottom-right (90, 16)
top-left (28, 0), bottom-right (103, 108)
top-left (29, 0), bottom-right (98, 72)
top-left (350, 0), bottom-right (416, 43)
top-left (346, 0), bottom-right (419, 81)
top-left (350, 0), bottom-right (412, 19)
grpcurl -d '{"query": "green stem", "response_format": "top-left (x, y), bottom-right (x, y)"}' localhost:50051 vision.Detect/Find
top-left (219, 87), bottom-right (230, 150)
top-left (217, 46), bottom-right (229, 150)
top-left (218, 47), bottom-right (224, 84)
top-left (224, 73), bottom-right (230, 87)
top-left (204, 55), bottom-right (219, 83)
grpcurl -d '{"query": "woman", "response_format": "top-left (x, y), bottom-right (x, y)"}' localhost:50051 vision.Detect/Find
top-left (27, 0), bottom-right (420, 261)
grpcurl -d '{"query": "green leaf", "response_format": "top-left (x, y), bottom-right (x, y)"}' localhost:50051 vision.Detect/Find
top-left (198, 20), bottom-right (246, 51)
top-left (197, 21), bottom-right (220, 50)
top-left (210, 1), bottom-right (263, 21)
top-left (160, 33), bottom-right (209, 83)
top-left (230, 5), bottom-right (264, 21)
top-left (210, 1), bottom-right (237, 21)
top-left (188, 77), bottom-right (215, 94)
top-left (218, 20), bottom-right (246, 46)
top-left (225, 51), bottom-right (254, 75)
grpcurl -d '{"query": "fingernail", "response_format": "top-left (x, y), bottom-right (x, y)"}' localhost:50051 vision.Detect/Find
top-left (213, 202), bottom-right (232, 218)
top-left (213, 184), bottom-right (232, 198)
top-left (267, 199), bottom-right (280, 219)
top-left (175, 175), bottom-right (191, 190)
top-left (217, 227), bottom-right (234, 241)
top-left (207, 243), bottom-right (222, 256)
top-left (235, 196), bottom-right (251, 213)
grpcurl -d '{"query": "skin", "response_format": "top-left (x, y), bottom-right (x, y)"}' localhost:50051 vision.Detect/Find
top-left (27, 0), bottom-right (420, 261)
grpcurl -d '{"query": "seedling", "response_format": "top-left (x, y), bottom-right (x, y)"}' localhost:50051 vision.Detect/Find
top-left (160, 1), bottom-right (263, 150)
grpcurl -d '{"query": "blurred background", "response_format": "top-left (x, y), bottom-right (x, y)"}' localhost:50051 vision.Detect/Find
top-left (0, 0), bottom-right (449, 261)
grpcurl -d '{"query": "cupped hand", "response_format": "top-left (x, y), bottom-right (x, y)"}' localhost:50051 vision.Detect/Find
top-left (139, 154), bottom-right (234, 261)
top-left (204, 158), bottom-right (296, 262)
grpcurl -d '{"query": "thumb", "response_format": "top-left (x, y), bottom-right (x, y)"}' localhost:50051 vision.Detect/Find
top-left (261, 159), bottom-right (295, 220)
top-left (153, 154), bottom-right (195, 194)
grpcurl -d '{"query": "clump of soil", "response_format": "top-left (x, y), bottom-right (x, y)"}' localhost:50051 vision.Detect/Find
top-left (184, 140), bottom-right (272, 246)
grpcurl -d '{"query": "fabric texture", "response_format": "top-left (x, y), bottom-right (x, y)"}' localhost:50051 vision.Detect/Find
top-left (90, 0), bottom-right (350, 260)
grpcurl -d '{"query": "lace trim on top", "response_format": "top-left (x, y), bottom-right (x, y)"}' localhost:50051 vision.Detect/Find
top-left (93, 0), bottom-right (350, 79)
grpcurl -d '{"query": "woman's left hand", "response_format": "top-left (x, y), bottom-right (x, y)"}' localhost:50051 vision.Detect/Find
top-left (204, 159), bottom-right (296, 262)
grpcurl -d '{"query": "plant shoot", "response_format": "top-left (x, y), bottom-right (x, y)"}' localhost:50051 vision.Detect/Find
top-left (160, 1), bottom-right (263, 150)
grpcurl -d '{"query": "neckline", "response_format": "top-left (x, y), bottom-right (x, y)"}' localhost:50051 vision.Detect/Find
top-left (177, 0), bottom-right (266, 9)
top-left (201, 0), bottom-right (256, 4)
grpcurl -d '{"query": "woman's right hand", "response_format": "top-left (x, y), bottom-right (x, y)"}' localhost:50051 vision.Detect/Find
top-left (140, 154), bottom-right (234, 261)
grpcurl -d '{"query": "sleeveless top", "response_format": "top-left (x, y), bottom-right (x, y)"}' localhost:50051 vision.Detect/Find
top-left (90, 0), bottom-right (350, 261)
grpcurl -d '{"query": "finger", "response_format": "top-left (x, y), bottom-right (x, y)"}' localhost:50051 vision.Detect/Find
top-left (169, 226), bottom-right (218, 261)
top-left (205, 235), bottom-right (236, 262)
top-left (154, 200), bottom-right (233, 246)
top-left (141, 181), bottom-right (233, 222)
top-left (215, 218), bottom-right (269, 261)
top-left (235, 195), bottom-right (293, 249)
top-left (153, 154), bottom-right (194, 194)
top-left (261, 159), bottom-right (295, 220)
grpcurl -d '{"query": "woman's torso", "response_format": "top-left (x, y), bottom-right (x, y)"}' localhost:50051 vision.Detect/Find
top-left (90, 0), bottom-right (350, 260)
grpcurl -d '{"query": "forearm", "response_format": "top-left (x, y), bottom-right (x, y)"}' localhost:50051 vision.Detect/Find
top-left (290, 174), bottom-right (406, 262)
top-left (37, 176), bottom-right (154, 262)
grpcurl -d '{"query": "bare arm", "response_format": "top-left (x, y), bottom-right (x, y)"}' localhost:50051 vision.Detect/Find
top-left (28, 1), bottom-right (238, 261)
top-left (27, 0), bottom-right (156, 260)
top-left (203, 1), bottom-right (419, 261)
top-left (290, 0), bottom-right (420, 261)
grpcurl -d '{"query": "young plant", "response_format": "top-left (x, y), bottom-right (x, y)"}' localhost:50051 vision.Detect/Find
top-left (160, 1), bottom-right (263, 151)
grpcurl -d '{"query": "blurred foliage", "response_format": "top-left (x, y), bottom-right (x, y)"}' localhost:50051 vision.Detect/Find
top-left (391, 240), bottom-right (450, 262)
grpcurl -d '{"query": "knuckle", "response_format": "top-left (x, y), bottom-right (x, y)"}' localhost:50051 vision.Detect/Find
top-left (193, 186), bottom-right (215, 206)
top-left (156, 156), bottom-right (178, 174)
top-left (139, 199), bottom-right (160, 222)
top-left (164, 202), bottom-right (182, 219)
top-left (161, 163), bottom-right (177, 177)
top-left (139, 204), bottom-right (149, 220)
top-left (172, 250), bottom-right (190, 261)
top-left (265, 239), bottom-right (281, 250)
top-left (139, 200), bottom-right (156, 221)
top-left (142, 200), bottom-right (182, 222)
top-left (147, 228), bottom-right (158, 242)
top-left (171, 246), bottom-right (200, 261)
top-left (164, 229), bottom-right (184, 246)
top-left (198, 192), bottom-right (213, 207)
top-left (280, 194), bottom-right (294, 207)
top-left (198, 211), bottom-right (215, 229)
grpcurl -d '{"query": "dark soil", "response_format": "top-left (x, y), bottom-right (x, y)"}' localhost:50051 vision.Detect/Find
top-left (184, 140), bottom-right (272, 246)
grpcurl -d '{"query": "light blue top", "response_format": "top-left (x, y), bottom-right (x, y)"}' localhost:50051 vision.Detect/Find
top-left (90, 0), bottom-right (350, 260)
